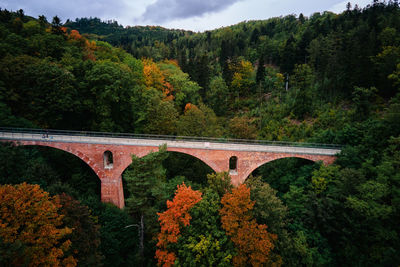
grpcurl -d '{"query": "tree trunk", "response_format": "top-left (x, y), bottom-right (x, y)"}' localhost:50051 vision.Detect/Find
top-left (139, 214), bottom-right (144, 259)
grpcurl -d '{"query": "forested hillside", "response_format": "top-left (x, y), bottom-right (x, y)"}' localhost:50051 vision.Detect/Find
top-left (0, 1), bottom-right (400, 266)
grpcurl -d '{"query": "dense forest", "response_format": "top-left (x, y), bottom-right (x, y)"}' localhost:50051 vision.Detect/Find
top-left (0, 0), bottom-right (400, 266)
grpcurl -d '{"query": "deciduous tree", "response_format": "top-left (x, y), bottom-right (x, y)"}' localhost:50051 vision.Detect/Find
top-left (155, 183), bottom-right (202, 266)
top-left (0, 183), bottom-right (76, 266)
top-left (220, 184), bottom-right (278, 266)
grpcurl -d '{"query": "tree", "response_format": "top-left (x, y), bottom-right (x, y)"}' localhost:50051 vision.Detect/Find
top-left (220, 184), bottom-right (278, 266)
top-left (246, 176), bottom-right (294, 264)
top-left (143, 91), bottom-right (178, 135)
top-left (351, 86), bottom-right (378, 120)
top-left (256, 56), bottom-right (265, 85)
top-left (230, 59), bottom-right (256, 97)
top-left (83, 60), bottom-right (143, 132)
top-left (207, 172), bottom-right (233, 198)
top-left (58, 193), bottom-right (103, 266)
top-left (96, 203), bottom-right (138, 267)
top-left (124, 146), bottom-right (169, 261)
top-left (38, 15), bottom-right (47, 28)
top-left (175, 189), bottom-right (235, 266)
top-left (51, 16), bottom-right (65, 35)
top-left (290, 64), bottom-right (315, 119)
top-left (206, 76), bottom-right (229, 116)
top-left (176, 103), bottom-right (223, 137)
top-left (0, 183), bottom-right (76, 266)
top-left (158, 60), bottom-right (201, 108)
top-left (228, 116), bottom-right (258, 139)
top-left (155, 183), bottom-right (202, 266)
top-left (311, 164), bottom-right (340, 195)
top-left (245, 176), bottom-right (288, 235)
top-left (142, 58), bottom-right (174, 100)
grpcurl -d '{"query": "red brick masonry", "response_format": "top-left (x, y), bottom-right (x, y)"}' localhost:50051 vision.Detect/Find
top-left (10, 141), bottom-right (336, 208)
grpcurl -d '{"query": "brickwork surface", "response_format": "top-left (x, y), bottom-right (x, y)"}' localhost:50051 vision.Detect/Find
top-left (11, 140), bottom-right (337, 208)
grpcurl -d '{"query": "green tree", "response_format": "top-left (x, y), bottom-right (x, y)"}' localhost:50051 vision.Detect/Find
top-left (58, 193), bottom-right (103, 266)
top-left (207, 172), bottom-right (233, 198)
top-left (175, 189), bottom-right (235, 266)
top-left (158, 60), bottom-right (201, 108)
top-left (290, 64), bottom-right (315, 119)
top-left (351, 86), bottom-right (378, 120)
top-left (143, 91), bottom-right (178, 135)
top-left (177, 103), bottom-right (223, 137)
top-left (205, 76), bottom-right (229, 116)
top-left (123, 145), bottom-right (169, 262)
top-left (83, 60), bottom-right (143, 132)
top-left (96, 204), bottom-right (138, 266)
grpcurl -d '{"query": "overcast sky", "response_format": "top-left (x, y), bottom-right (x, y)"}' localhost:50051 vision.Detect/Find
top-left (0, 0), bottom-right (372, 32)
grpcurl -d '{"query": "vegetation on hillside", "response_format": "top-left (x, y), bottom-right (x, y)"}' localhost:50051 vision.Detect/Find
top-left (0, 1), bottom-right (400, 265)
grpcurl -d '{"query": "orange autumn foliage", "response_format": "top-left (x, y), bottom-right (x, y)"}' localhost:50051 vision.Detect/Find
top-left (66, 29), bottom-right (96, 61)
top-left (83, 39), bottom-right (97, 61)
top-left (0, 183), bottom-right (76, 267)
top-left (220, 184), bottom-right (277, 267)
top-left (155, 183), bottom-right (202, 267)
top-left (142, 58), bottom-right (174, 100)
top-left (184, 103), bottom-right (199, 113)
top-left (68, 29), bottom-right (82, 40)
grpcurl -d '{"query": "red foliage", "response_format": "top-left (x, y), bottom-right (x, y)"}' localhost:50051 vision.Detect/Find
top-left (220, 184), bottom-right (277, 267)
top-left (155, 183), bottom-right (202, 266)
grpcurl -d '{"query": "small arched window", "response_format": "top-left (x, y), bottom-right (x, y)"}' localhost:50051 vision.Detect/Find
top-left (104, 151), bottom-right (113, 169)
top-left (229, 156), bottom-right (238, 174)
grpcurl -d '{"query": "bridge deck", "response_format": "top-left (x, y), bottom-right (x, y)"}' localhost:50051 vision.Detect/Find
top-left (0, 129), bottom-right (341, 156)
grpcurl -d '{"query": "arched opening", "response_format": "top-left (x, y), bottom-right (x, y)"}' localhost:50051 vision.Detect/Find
top-left (163, 151), bottom-right (214, 186)
top-left (121, 150), bottom-right (214, 199)
top-left (0, 143), bottom-right (101, 201)
top-left (104, 150), bottom-right (113, 169)
top-left (250, 157), bottom-right (320, 196)
top-left (229, 156), bottom-right (238, 175)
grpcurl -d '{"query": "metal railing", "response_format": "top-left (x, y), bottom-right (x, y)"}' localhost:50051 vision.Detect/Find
top-left (0, 127), bottom-right (342, 149)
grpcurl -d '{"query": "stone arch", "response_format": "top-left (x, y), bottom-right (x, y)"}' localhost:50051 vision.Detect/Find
top-left (13, 141), bottom-right (125, 208)
top-left (240, 154), bottom-right (329, 184)
top-left (117, 147), bottom-right (218, 184)
top-left (166, 147), bottom-right (221, 173)
top-left (14, 141), bottom-right (103, 180)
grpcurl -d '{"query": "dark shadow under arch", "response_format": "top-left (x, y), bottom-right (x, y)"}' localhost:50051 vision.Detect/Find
top-left (13, 144), bottom-right (101, 199)
top-left (250, 157), bottom-right (320, 195)
top-left (162, 151), bottom-right (214, 186)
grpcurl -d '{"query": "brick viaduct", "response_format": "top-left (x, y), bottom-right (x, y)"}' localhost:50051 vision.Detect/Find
top-left (0, 129), bottom-right (341, 208)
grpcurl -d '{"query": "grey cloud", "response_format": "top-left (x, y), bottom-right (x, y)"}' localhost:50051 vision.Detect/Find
top-left (0, 0), bottom-right (130, 23)
top-left (141, 0), bottom-right (243, 23)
